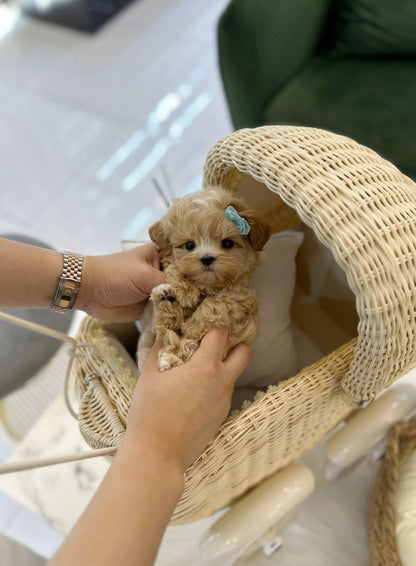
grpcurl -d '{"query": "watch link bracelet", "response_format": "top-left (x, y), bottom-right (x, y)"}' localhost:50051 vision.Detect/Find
top-left (51, 251), bottom-right (84, 313)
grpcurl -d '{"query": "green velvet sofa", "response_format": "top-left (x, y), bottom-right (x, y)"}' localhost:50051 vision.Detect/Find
top-left (218, 0), bottom-right (416, 179)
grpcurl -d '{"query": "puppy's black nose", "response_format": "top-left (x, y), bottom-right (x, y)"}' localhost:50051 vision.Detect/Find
top-left (200, 255), bottom-right (216, 266)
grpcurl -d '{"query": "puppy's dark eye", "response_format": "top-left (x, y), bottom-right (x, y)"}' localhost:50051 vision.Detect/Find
top-left (221, 239), bottom-right (234, 249)
top-left (185, 241), bottom-right (196, 251)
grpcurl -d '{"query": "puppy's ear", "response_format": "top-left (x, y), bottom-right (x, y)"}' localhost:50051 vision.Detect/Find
top-left (149, 219), bottom-right (172, 260)
top-left (244, 211), bottom-right (271, 251)
top-left (229, 199), bottom-right (271, 251)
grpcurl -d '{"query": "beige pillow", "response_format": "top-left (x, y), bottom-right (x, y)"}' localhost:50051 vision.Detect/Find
top-left (235, 231), bottom-right (304, 389)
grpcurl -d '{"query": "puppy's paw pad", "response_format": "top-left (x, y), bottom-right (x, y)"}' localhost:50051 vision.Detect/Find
top-left (159, 351), bottom-right (183, 371)
top-left (151, 284), bottom-right (176, 304)
top-left (159, 360), bottom-right (172, 372)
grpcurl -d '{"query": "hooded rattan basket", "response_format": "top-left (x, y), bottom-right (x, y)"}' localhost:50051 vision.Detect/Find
top-left (72, 126), bottom-right (416, 525)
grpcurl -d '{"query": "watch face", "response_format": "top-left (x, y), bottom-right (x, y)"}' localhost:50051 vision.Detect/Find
top-left (53, 280), bottom-right (79, 311)
top-left (59, 295), bottom-right (72, 309)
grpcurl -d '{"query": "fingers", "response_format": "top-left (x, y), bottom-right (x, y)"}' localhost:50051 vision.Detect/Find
top-left (194, 328), bottom-right (252, 382)
top-left (141, 340), bottom-right (163, 372)
top-left (139, 242), bottom-right (163, 272)
top-left (223, 342), bottom-right (253, 384)
top-left (140, 263), bottom-right (165, 295)
top-left (149, 266), bottom-right (166, 287)
top-left (143, 329), bottom-right (252, 386)
top-left (194, 327), bottom-right (229, 362)
top-left (129, 244), bottom-right (165, 293)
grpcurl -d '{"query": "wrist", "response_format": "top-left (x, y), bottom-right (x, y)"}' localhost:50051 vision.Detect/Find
top-left (0, 241), bottom-right (64, 309)
top-left (116, 434), bottom-right (185, 513)
top-left (119, 431), bottom-right (185, 489)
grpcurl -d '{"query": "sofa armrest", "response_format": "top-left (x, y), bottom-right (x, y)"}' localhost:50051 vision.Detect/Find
top-left (218, 0), bottom-right (332, 129)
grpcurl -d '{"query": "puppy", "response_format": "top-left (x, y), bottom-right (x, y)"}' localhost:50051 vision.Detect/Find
top-left (137, 187), bottom-right (270, 371)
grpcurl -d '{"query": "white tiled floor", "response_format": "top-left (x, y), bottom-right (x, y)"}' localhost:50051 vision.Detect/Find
top-left (0, 0), bottom-right (232, 255)
top-left (0, 0), bottom-right (232, 562)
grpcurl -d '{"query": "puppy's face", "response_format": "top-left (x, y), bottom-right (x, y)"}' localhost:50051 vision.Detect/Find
top-left (168, 214), bottom-right (255, 287)
top-left (149, 188), bottom-right (270, 288)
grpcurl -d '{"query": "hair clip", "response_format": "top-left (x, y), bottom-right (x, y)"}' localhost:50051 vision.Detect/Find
top-left (224, 206), bottom-right (251, 235)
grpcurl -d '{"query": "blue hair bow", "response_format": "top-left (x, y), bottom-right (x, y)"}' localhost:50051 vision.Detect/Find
top-left (224, 206), bottom-right (251, 236)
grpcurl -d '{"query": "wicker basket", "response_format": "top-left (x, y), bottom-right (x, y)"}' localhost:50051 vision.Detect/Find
top-left (368, 417), bottom-right (416, 566)
top-left (72, 126), bottom-right (416, 525)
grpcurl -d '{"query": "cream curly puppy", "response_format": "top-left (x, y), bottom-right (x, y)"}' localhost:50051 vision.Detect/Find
top-left (137, 187), bottom-right (270, 371)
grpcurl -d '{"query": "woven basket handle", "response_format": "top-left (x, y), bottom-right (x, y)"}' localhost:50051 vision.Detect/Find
top-left (0, 311), bottom-right (118, 473)
top-left (203, 126), bottom-right (416, 406)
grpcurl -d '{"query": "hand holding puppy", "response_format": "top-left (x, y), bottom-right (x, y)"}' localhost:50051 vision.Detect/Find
top-left (78, 243), bottom-right (165, 322)
top-left (126, 327), bottom-right (253, 472)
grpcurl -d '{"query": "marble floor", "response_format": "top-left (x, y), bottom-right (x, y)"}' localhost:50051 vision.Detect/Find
top-left (0, 0), bottom-right (233, 255)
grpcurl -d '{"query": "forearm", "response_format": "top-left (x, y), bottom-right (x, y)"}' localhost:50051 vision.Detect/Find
top-left (48, 437), bottom-right (184, 566)
top-left (0, 238), bottom-right (64, 308)
top-left (48, 331), bottom-right (251, 566)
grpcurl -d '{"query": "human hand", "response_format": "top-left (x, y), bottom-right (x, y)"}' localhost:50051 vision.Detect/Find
top-left (77, 244), bottom-right (165, 322)
top-left (123, 328), bottom-right (252, 473)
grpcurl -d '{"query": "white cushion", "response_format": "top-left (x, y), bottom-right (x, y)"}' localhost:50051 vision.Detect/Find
top-left (395, 446), bottom-right (416, 566)
top-left (235, 231), bottom-right (304, 388)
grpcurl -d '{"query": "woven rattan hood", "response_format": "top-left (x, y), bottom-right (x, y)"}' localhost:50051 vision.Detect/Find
top-left (203, 126), bottom-right (416, 406)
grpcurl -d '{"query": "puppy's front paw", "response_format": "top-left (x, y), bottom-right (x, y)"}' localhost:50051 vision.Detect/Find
top-left (174, 285), bottom-right (200, 309)
top-left (159, 358), bottom-right (172, 372)
top-left (159, 351), bottom-right (183, 372)
top-left (151, 283), bottom-right (176, 305)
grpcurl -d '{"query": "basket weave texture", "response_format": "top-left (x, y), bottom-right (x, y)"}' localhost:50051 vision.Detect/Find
top-left (73, 126), bottom-right (416, 524)
top-left (368, 418), bottom-right (416, 566)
